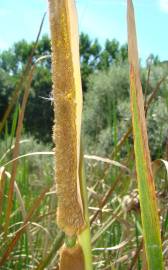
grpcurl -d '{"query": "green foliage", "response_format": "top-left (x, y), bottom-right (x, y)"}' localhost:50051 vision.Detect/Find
top-left (0, 68), bottom-right (15, 116)
top-left (24, 66), bottom-right (53, 142)
top-left (0, 34), bottom-right (129, 142)
top-left (83, 63), bottom-right (130, 155)
top-left (80, 33), bottom-right (101, 91)
top-left (147, 96), bottom-right (168, 158)
top-left (79, 33), bottom-right (128, 90)
top-left (0, 34), bottom-right (167, 153)
top-left (83, 63), bottom-right (168, 159)
top-left (97, 40), bottom-right (128, 70)
top-left (0, 135), bottom-right (53, 183)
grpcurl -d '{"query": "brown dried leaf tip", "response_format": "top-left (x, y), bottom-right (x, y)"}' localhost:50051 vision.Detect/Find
top-left (48, 0), bottom-right (85, 236)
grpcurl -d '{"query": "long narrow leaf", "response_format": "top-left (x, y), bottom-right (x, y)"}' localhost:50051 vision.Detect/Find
top-left (4, 65), bottom-right (35, 236)
top-left (127, 1), bottom-right (163, 269)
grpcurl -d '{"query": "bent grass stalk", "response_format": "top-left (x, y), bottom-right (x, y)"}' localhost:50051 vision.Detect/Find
top-left (48, 0), bottom-right (92, 269)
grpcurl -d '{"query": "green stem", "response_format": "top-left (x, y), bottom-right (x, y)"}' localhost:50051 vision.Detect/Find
top-left (78, 142), bottom-right (93, 270)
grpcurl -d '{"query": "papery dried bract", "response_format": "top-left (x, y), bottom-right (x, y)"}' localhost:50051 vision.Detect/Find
top-left (59, 245), bottom-right (85, 270)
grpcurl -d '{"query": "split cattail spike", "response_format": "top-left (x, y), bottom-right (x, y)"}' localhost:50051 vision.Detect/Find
top-left (48, 0), bottom-right (85, 237)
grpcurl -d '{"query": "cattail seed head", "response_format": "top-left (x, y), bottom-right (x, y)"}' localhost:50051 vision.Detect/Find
top-left (48, 0), bottom-right (85, 236)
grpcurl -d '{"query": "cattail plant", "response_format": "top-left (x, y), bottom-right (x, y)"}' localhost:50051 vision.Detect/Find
top-left (48, 0), bottom-right (92, 269)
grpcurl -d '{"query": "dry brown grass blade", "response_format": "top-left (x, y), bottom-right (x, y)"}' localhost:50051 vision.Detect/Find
top-left (128, 239), bottom-right (143, 270)
top-left (92, 239), bottom-right (129, 252)
top-left (0, 139), bottom-right (29, 163)
top-left (0, 167), bottom-right (6, 219)
top-left (0, 187), bottom-right (49, 266)
top-left (3, 55), bottom-right (49, 237)
top-left (4, 65), bottom-right (35, 236)
top-left (0, 12), bottom-right (46, 134)
top-left (5, 170), bottom-right (35, 260)
top-left (90, 150), bottom-right (134, 225)
top-left (1, 15), bottom-right (46, 236)
top-left (5, 170), bottom-right (26, 219)
top-left (111, 126), bottom-right (132, 158)
top-left (84, 154), bottom-right (130, 173)
top-left (2, 151), bottom-right (54, 167)
top-left (90, 173), bottom-right (122, 225)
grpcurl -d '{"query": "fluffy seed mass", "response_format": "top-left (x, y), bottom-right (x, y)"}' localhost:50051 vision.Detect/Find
top-left (48, 0), bottom-right (84, 236)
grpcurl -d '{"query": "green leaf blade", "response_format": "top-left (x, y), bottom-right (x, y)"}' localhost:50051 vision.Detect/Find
top-left (127, 1), bottom-right (163, 269)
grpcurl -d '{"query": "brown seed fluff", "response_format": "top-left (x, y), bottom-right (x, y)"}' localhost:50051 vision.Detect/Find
top-left (59, 245), bottom-right (85, 270)
top-left (48, 0), bottom-right (84, 236)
